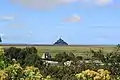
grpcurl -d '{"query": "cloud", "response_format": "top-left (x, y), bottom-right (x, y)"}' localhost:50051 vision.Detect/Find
top-left (63, 14), bottom-right (81, 23)
top-left (10, 0), bottom-right (114, 10)
top-left (10, 24), bottom-right (23, 28)
top-left (5, 23), bottom-right (24, 28)
top-left (94, 0), bottom-right (113, 6)
top-left (80, 0), bottom-right (113, 6)
top-left (11, 0), bottom-right (78, 10)
top-left (0, 15), bottom-right (15, 21)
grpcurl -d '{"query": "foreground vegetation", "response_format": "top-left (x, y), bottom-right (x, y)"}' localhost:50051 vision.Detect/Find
top-left (0, 45), bottom-right (120, 80)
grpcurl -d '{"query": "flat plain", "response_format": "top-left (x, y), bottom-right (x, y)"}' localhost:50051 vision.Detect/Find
top-left (0, 44), bottom-right (117, 58)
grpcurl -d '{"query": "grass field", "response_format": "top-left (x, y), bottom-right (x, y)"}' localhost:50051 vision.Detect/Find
top-left (0, 45), bottom-right (117, 58)
top-left (36, 45), bottom-right (116, 58)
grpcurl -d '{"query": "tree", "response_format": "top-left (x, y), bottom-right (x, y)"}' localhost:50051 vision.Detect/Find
top-left (0, 37), bottom-right (2, 42)
top-left (55, 52), bottom-right (70, 63)
top-left (76, 56), bottom-right (83, 60)
top-left (68, 52), bottom-right (75, 61)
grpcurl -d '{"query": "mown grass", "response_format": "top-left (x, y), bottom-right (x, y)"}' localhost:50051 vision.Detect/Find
top-left (1, 45), bottom-right (116, 58)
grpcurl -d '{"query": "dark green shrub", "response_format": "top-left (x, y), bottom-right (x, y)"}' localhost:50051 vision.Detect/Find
top-left (4, 47), bottom-right (21, 61)
top-left (3, 47), bottom-right (42, 68)
top-left (55, 52), bottom-right (75, 62)
top-left (76, 56), bottom-right (83, 60)
top-left (68, 52), bottom-right (75, 61)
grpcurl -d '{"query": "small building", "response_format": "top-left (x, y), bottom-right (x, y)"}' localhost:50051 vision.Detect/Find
top-left (43, 60), bottom-right (58, 66)
top-left (41, 52), bottom-right (52, 59)
top-left (53, 37), bottom-right (68, 45)
top-left (64, 61), bottom-right (73, 66)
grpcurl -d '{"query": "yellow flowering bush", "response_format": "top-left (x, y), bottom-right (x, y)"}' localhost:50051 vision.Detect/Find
top-left (75, 69), bottom-right (111, 80)
top-left (0, 47), bottom-right (4, 55)
top-left (20, 66), bottom-right (43, 80)
top-left (0, 63), bottom-right (53, 80)
top-left (0, 70), bottom-right (8, 80)
top-left (0, 47), bottom-right (6, 69)
top-left (5, 63), bottom-right (23, 80)
top-left (44, 75), bottom-right (53, 80)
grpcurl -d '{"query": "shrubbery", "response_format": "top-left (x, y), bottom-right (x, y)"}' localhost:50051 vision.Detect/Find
top-left (75, 69), bottom-right (111, 80)
top-left (0, 63), bottom-right (53, 80)
top-left (0, 45), bottom-right (120, 80)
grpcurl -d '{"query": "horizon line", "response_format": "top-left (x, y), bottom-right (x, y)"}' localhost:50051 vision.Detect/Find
top-left (0, 43), bottom-right (117, 46)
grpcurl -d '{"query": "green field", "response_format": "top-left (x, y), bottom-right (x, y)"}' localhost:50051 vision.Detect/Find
top-left (37, 45), bottom-right (117, 58)
top-left (1, 45), bottom-right (117, 58)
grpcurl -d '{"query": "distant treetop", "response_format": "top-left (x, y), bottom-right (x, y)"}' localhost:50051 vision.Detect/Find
top-left (0, 37), bottom-right (2, 42)
top-left (53, 37), bottom-right (68, 45)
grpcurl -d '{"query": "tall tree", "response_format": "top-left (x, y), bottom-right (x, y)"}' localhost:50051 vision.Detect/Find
top-left (0, 37), bottom-right (2, 42)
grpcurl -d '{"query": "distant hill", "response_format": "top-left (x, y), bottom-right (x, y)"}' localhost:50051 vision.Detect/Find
top-left (53, 38), bottom-right (68, 45)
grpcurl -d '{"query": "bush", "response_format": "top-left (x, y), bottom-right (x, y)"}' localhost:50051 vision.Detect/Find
top-left (1, 45), bottom-right (120, 79)
top-left (54, 52), bottom-right (76, 62)
top-left (54, 52), bottom-right (69, 62)
top-left (0, 70), bottom-right (8, 80)
top-left (75, 69), bottom-right (111, 80)
top-left (76, 56), bottom-right (83, 60)
top-left (20, 66), bottom-right (43, 80)
top-left (2, 62), bottom-right (49, 80)
top-left (5, 63), bottom-right (23, 80)
top-left (3, 47), bottom-right (42, 67)
top-left (0, 47), bottom-right (10, 69)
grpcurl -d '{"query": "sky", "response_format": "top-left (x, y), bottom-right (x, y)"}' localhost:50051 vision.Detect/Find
top-left (0, 0), bottom-right (120, 44)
